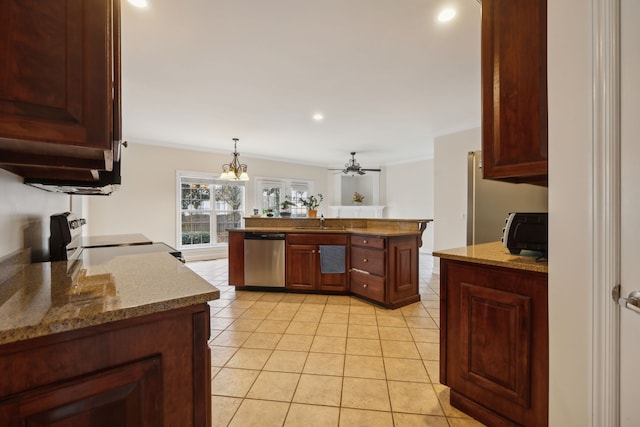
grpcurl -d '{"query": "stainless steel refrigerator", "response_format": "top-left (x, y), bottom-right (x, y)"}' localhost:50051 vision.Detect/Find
top-left (467, 150), bottom-right (548, 245)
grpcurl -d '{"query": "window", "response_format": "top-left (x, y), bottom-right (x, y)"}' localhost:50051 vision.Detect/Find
top-left (254, 178), bottom-right (312, 217)
top-left (178, 173), bottom-right (245, 249)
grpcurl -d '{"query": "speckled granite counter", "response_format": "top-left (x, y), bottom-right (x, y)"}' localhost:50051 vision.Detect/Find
top-left (433, 241), bottom-right (548, 273)
top-left (240, 217), bottom-right (432, 239)
top-left (0, 248), bottom-right (219, 346)
top-left (239, 226), bottom-right (422, 237)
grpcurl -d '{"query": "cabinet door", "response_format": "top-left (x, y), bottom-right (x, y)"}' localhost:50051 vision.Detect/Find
top-left (387, 236), bottom-right (419, 307)
top-left (317, 243), bottom-right (347, 292)
top-left (441, 260), bottom-right (548, 426)
top-left (481, 0), bottom-right (548, 184)
top-left (228, 231), bottom-right (244, 286)
top-left (317, 272), bottom-right (347, 292)
top-left (0, 356), bottom-right (162, 427)
top-left (286, 244), bottom-right (317, 290)
top-left (0, 0), bottom-right (118, 176)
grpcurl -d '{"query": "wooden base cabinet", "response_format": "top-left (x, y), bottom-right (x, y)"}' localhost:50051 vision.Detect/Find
top-left (286, 234), bottom-right (348, 292)
top-left (439, 259), bottom-right (548, 426)
top-left (228, 230), bottom-right (245, 287)
top-left (350, 234), bottom-right (420, 308)
top-left (0, 304), bottom-right (211, 427)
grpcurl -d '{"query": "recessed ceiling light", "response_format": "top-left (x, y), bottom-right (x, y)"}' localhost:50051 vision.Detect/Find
top-left (437, 8), bottom-right (456, 22)
top-left (313, 113), bottom-right (324, 122)
top-left (128, 0), bottom-right (149, 8)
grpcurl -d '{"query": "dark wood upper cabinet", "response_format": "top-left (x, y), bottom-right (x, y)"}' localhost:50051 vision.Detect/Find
top-left (481, 0), bottom-right (548, 185)
top-left (0, 0), bottom-right (121, 181)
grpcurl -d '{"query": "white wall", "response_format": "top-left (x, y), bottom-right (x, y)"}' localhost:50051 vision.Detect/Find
top-left (88, 142), bottom-right (436, 255)
top-left (547, 0), bottom-right (592, 424)
top-left (87, 142), bottom-right (331, 248)
top-left (0, 169), bottom-right (73, 262)
top-left (433, 127), bottom-right (481, 255)
top-left (385, 159), bottom-right (434, 253)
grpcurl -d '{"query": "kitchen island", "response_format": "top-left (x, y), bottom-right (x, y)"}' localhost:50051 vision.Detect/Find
top-left (229, 217), bottom-right (431, 309)
top-left (0, 247), bottom-right (219, 426)
top-left (434, 242), bottom-right (548, 426)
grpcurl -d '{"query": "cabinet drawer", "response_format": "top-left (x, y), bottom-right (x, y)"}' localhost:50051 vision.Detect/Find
top-left (350, 270), bottom-right (385, 302)
top-left (351, 235), bottom-right (385, 249)
top-left (351, 247), bottom-right (385, 276)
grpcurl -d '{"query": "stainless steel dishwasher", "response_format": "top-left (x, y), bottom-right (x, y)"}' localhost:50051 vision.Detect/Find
top-left (243, 232), bottom-right (286, 287)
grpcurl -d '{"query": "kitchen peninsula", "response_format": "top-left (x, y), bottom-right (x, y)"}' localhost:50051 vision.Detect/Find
top-left (229, 217), bottom-right (431, 309)
top-left (0, 248), bottom-right (219, 426)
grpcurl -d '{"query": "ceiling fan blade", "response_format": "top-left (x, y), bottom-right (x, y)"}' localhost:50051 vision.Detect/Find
top-left (361, 168), bottom-right (381, 172)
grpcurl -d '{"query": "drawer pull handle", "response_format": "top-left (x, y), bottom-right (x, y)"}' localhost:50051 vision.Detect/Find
top-left (363, 258), bottom-right (368, 263)
top-left (362, 283), bottom-right (368, 288)
top-left (363, 239), bottom-right (368, 244)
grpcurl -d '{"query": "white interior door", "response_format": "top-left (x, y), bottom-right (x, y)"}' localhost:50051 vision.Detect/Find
top-left (620, 0), bottom-right (640, 424)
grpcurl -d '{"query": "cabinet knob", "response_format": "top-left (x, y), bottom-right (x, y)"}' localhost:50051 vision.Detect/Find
top-left (363, 239), bottom-right (368, 244)
top-left (363, 258), bottom-right (368, 263)
top-left (362, 283), bottom-right (368, 288)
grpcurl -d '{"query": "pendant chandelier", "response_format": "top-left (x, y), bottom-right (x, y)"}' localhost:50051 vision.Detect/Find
top-left (220, 138), bottom-right (249, 181)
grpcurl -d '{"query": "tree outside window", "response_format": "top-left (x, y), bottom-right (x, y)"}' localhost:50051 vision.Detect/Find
top-left (214, 184), bottom-right (243, 243)
top-left (181, 183), bottom-right (212, 246)
top-left (179, 174), bottom-right (245, 248)
top-left (255, 178), bottom-right (313, 217)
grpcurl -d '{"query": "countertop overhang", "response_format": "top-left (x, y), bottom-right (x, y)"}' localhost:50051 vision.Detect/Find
top-left (0, 248), bottom-right (219, 346)
top-left (237, 217), bottom-right (432, 239)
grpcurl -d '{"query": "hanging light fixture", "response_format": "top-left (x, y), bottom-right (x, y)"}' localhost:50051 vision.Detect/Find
top-left (220, 138), bottom-right (249, 181)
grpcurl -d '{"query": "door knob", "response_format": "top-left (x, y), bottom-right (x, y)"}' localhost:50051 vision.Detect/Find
top-left (619, 290), bottom-right (640, 314)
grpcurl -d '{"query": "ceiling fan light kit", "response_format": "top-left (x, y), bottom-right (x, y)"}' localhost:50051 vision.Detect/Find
top-left (331, 152), bottom-right (381, 176)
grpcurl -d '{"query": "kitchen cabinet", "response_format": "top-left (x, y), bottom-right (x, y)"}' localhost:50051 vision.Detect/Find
top-left (0, 304), bottom-right (211, 426)
top-left (228, 230), bottom-right (245, 287)
top-left (286, 233), bottom-right (348, 292)
top-left (481, 0), bottom-right (548, 185)
top-left (350, 234), bottom-right (420, 308)
top-left (0, 0), bottom-right (121, 183)
top-left (439, 258), bottom-right (548, 426)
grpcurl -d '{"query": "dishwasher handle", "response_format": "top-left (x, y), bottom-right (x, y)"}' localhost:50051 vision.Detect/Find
top-left (243, 232), bottom-right (286, 240)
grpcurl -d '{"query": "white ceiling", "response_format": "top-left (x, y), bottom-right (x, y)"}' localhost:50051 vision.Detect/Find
top-left (121, 0), bottom-right (481, 169)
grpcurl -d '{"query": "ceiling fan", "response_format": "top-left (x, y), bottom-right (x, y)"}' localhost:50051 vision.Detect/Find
top-left (330, 152), bottom-right (381, 175)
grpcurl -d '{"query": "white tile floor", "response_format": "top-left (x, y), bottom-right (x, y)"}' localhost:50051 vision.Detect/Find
top-left (187, 254), bottom-right (485, 427)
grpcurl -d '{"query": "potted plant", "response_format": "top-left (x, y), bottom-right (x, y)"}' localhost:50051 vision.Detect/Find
top-left (353, 191), bottom-right (365, 204)
top-left (301, 193), bottom-right (323, 217)
top-left (279, 196), bottom-right (295, 217)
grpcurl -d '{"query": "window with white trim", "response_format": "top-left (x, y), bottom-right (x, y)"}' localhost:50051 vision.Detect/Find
top-left (254, 178), bottom-right (312, 217)
top-left (178, 173), bottom-right (245, 249)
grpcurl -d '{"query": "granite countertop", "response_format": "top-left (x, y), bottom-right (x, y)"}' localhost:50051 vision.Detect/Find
top-left (433, 241), bottom-right (548, 273)
top-left (238, 226), bottom-right (422, 237)
top-left (0, 248), bottom-right (219, 346)
top-left (238, 217), bottom-right (432, 237)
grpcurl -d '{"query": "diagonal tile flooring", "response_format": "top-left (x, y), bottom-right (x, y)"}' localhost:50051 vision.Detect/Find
top-left (187, 254), bottom-right (485, 427)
